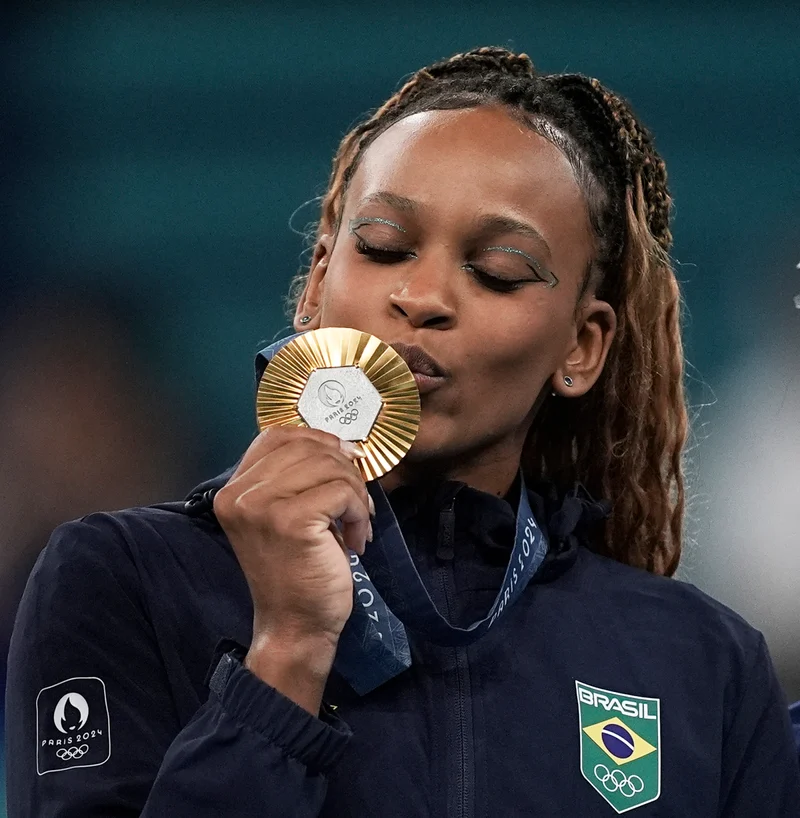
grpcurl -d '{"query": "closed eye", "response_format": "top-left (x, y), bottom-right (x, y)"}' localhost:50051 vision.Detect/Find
top-left (464, 265), bottom-right (529, 293)
top-left (349, 226), bottom-right (558, 294)
top-left (354, 238), bottom-right (415, 264)
top-left (480, 246), bottom-right (558, 288)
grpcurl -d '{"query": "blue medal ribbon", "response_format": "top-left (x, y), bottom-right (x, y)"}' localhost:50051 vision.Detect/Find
top-left (256, 337), bottom-right (549, 695)
top-left (362, 480), bottom-right (545, 646)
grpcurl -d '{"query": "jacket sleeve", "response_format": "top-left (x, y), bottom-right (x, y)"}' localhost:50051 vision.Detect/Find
top-left (719, 634), bottom-right (800, 816)
top-left (5, 518), bottom-right (351, 817)
top-left (789, 701), bottom-right (800, 765)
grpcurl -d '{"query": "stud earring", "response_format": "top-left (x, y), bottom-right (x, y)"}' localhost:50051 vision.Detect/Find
top-left (564, 376), bottom-right (574, 387)
top-left (299, 316), bottom-right (311, 325)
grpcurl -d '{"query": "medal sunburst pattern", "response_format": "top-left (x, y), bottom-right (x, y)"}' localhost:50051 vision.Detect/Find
top-left (256, 327), bottom-right (420, 480)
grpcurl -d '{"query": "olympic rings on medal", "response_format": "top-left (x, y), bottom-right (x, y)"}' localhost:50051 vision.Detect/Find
top-left (339, 409), bottom-right (359, 425)
top-left (593, 765), bottom-right (644, 797)
top-left (56, 744), bottom-right (89, 761)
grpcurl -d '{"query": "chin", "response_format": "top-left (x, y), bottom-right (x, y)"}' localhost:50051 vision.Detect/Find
top-left (402, 432), bottom-right (473, 469)
top-left (403, 422), bottom-right (453, 461)
top-left (403, 418), bottom-right (522, 468)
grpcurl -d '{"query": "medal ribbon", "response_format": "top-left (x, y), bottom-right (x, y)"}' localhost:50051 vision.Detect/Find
top-left (256, 337), bottom-right (549, 694)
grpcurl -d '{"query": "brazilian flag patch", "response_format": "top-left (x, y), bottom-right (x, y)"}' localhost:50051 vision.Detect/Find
top-left (576, 680), bottom-right (661, 813)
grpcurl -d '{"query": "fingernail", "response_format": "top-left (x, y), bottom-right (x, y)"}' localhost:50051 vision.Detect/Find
top-left (339, 440), bottom-right (359, 457)
top-left (368, 494), bottom-right (375, 518)
top-left (352, 442), bottom-right (367, 458)
top-left (367, 521), bottom-right (373, 543)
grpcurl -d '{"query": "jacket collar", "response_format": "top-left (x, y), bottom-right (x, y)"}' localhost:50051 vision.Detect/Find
top-left (183, 466), bottom-right (609, 584)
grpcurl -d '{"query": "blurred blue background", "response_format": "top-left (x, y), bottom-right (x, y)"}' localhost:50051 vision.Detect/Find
top-left (2, 2), bottom-right (799, 811)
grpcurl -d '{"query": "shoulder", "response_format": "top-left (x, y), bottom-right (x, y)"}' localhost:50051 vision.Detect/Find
top-left (572, 547), bottom-right (765, 667)
top-left (14, 503), bottom-right (235, 671)
top-left (29, 502), bottom-right (226, 600)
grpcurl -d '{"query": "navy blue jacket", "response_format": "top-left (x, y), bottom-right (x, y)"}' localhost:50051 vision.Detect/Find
top-left (6, 471), bottom-right (800, 817)
top-left (791, 701), bottom-right (800, 764)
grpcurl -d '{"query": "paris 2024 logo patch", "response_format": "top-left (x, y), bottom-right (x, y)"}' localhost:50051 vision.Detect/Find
top-left (36, 677), bottom-right (111, 775)
top-left (576, 680), bottom-right (661, 813)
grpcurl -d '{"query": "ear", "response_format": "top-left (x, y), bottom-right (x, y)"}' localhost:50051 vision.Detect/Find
top-left (292, 234), bottom-right (333, 332)
top-left (552, 296), bottom-right (617, 397)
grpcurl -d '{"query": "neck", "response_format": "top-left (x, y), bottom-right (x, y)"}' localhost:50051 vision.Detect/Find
top-left (379, 447), bottom-right (521, 498)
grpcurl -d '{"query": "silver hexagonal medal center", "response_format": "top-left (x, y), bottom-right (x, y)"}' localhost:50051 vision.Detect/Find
top-left (297, 366), bottom-right (383, 441)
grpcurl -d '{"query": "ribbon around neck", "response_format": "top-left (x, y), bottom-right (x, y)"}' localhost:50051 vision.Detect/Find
top-left (334, 477), bottom-right (547, 694)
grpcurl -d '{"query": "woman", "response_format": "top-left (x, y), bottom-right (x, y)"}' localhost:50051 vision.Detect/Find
top-left (6, 47), bottom-right (799, 817)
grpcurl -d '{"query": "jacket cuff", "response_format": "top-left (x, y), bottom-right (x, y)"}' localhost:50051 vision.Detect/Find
top-left (208, 648), bottom-right (352, 773)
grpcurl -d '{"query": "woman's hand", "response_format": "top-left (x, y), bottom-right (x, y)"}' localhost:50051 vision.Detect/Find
top-left (213, 426), bottom-right (372, 713)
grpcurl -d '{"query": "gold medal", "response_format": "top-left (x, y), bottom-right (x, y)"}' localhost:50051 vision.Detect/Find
top-left (256, 327), bottom-right (420, 481)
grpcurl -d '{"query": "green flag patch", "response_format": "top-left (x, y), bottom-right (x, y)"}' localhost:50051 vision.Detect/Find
top-left (576, 680), bottom-right (661, 813)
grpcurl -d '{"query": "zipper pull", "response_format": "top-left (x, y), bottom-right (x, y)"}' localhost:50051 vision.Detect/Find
top-left (436, 496), bottom-right (459, 562)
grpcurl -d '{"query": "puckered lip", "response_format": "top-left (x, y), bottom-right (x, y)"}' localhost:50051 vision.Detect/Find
top-left (389, 342), bottom-right (449, 379)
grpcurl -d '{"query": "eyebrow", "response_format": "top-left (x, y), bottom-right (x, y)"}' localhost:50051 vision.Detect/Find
top-left (349, 216), bottom-right (406, 233)
top-left (355, 192), bottom-right (552, 259)
top-left (475, 215), bottom-right (552, 261)
top-left (356, 191), bottom-right (420, 214)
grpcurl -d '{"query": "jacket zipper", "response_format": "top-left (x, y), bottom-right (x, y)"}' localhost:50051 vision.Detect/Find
top-left (437, 498), bottom-right (474, 818)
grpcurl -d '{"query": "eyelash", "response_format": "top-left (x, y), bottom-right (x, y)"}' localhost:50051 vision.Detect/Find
top-left (353, 238), bottom-right (530, 294)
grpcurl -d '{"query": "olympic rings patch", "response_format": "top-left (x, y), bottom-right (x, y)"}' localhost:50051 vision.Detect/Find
top-left (56, 744), bottom-right (89, 761)
top-left (339, 409), bottom-right (359, 425)
top-left (37, 676), bottom-right (111, 775)
top-left (593, 764), bottom-right (645, 798)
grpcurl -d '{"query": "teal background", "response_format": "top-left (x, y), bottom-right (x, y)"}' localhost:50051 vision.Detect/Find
top-left (2, 2), bottom-right (799, 811)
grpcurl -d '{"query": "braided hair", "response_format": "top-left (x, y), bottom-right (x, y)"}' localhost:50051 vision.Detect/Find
top-left (289, 47), bottom-right (687, 576)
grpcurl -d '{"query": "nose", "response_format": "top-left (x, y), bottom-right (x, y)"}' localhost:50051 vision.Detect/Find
top-left (388, 260), bottom-right (456, 330)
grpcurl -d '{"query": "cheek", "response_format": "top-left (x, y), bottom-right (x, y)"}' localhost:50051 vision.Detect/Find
top-left (470, 346), bottom-right (541, 405)
top-left (469, 300), bottom-right (570, 371)
top-left (459, 309), bottom-right (570, 402)
top-left (319, 259), bottom-right (367, 320)
top-left (320, 272), bottom-right (349, 310)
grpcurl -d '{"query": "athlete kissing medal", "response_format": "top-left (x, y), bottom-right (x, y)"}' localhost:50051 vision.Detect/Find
top-left (256, 327), bottom-right (420, 481)
top-left (255, 327), bottom-right (549, 696)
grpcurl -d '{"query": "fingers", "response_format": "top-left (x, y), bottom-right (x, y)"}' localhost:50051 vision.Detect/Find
top-left (231, 437), bottom-right (355, 493)
top-left (235, 450), bottom-right (369, 520)
top-left (233, 426), bottom-right (354, 480)
top-left (216, 432), bottom-right (372, 555)
top-left (216, 425), bottom-right (374, 555)
top-left (226, 426), bottom-right (366, 498)
top-left (294, 454), bottom-right (368, 506)
top-left (240, 431), bottom-right (367, 497)
top-left (283, 480), bottom-right (372, 555)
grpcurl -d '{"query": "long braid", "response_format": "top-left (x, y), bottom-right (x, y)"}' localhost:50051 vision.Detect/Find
top-left (534, 73), bottom-right (686, 573)
top-left (595, 80), bottom-right (685, 574)
top-left (292, 48), bottom-right (688, 576)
